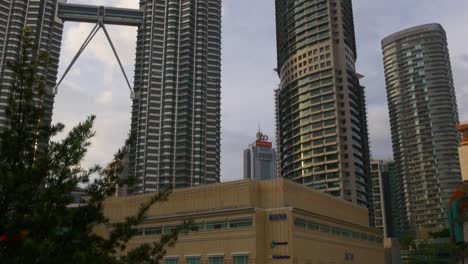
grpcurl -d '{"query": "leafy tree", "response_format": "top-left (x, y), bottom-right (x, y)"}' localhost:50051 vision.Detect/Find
top-left (401, 231), bottom-right (458, 264)
top-left (0, 27), bottom-right (191, 263)
top-left (429, 228), bottom-right (451, 239)
top-left (406, 240), bottom-right (456, 264)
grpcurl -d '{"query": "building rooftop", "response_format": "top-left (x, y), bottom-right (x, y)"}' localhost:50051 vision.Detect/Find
top-left (382, 23), bottom-right (444, 46)
top-left (103, 178), bottom-right (370, 227)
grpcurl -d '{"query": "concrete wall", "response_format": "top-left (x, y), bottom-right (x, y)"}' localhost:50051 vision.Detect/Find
top-left (460, 145), bottom-right (468, 181)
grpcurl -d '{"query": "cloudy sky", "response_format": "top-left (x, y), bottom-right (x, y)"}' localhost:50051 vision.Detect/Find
top-left (53, 0), bottom-right (468, 182)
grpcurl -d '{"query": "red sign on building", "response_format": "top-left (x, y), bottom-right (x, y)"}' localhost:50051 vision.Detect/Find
top-left (256, 140), bottom-right (272, 148)
top-left (256, 132), bottom-right (272, 148)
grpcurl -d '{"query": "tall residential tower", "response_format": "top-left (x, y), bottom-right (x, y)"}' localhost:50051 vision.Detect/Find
top-left (274, 0), bottom-right (371, 207)
top-left (382, 24), bottom-right (461, 235)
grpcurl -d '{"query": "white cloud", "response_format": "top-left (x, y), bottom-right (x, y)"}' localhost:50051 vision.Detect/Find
top-left (96, 90), bottom-right (113, 105)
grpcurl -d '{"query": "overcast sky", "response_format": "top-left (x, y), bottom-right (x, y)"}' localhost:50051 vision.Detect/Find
top-left (53, 0), bottom-right (468, 182)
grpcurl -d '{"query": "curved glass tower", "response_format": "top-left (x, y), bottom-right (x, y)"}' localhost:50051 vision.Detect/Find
top-left (382, 24), bottom-right (461, 234)
top-left (275, 0), bottom-right (371, 207)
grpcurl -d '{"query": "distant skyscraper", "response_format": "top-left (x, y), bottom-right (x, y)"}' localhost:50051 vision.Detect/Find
top-left (274, 0), bottom-right (371, 207)
top-left (0, 0), bottom-right (64, 130)
top-left (382, 23), bottom-right (461, 235)
top-left (243, 131), bottom-right (277, 180)
top-left (128, 0), bottom-right (222, 193)
top-left (370, 160), bottom-right (400, 238)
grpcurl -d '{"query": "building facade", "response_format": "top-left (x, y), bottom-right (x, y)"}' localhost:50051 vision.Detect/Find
top-left (382, 24), bottom-right (461, 235)
top-left (274, 0), bottom-right (371, 207)
top-left (458, 123), bottom-right (468, 181)
top-left (243, 131), bottom-right (277, 180)
top-left (370, 160), bottom-right (400, 238)
top-left (0, 0), bottom-right (64, 130)
top-left (129, 0), bottom-right (222, 193)
top-left (98, 178), bottom-right (384, 263)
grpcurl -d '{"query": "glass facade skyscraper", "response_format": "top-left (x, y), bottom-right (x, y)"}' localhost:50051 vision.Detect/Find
top-left (274, 0), bottom-right (371, 207)
top-left (382, 24), bottom-right (461, 234)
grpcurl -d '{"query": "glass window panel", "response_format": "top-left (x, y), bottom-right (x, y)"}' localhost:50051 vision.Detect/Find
top-left (190, 223), bottom-right (205, 232)
top-left (233, 256), bottom-right (248, 264)
top-left (206, 220), bottom-right (227, 230)
top-left (162, 225), bottom-right (177, 235)
top-left (145, 227), bottom-right (162, 235)
top-left (187, 257), bottom-right (200, 264)
top-left (294, 218), bottom-right (307, 228)
top-left (166, 258), bottom-right (178, 264)
top-left (229, 218), bottom-right (253, 228)
top-left (320, 224), bottom-right (330, 233)
top-left (307, 222), bottom-right (319, 231)
top-left (209, 256), bottom-right (224, 264)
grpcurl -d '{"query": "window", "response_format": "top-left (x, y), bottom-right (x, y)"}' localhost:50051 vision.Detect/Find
top-left (166, 258), bottom-right (178, 264)
top-left (187, 257), bottom-right (200, 264)
top-left (190, 222), bottom-right (205, 232)
top-left (229, 218), bottom-right (253, 228)
top-left (163, 225), bottom-right (177, 234)
top-left (294, 218), bottom-right (307, 228)
top-left (145, 227), bottom-right (162, 235)
top-left (206, 220), bottom-right (227, 230)
top-left (209, 256), bottom-right (224, 264)
top-left (233, 256), bottom-right (249, 264)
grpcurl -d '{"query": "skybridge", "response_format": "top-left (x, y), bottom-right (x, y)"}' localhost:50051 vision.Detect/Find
top-left (57, 3), bottom-right (143, 27)
top-left (54, 2), bottom-right (144, 98)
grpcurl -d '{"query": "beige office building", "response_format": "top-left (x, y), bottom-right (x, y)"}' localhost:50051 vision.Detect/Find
top-left (99, 178), bottom-right (384, 263)
top-left (459, 123), bottom-right (468, 181)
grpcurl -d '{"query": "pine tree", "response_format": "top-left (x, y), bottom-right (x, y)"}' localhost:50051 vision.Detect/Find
top-left (0, 27), bottom-right (191, 263)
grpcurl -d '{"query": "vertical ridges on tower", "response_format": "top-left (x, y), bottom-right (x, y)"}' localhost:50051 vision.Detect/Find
top-left (0, 0), bottom-right (64, 130)
top-left (129, 0), bottom-right (222, 193)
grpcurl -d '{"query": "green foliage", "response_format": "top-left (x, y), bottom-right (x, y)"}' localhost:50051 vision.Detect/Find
top-left (0, 27), bottom-right (191, 263)
top-left (405, 240), bottom-right (457, 264)
top-left (429, 228), bottom-right (451, 239)
top-left (400, 231), bottom-right (462, 264)
top-left (401, 234), bottom-right (415, 250)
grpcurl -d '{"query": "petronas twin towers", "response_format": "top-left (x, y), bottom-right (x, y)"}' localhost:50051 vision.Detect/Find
top-left (129, 0), bottom-right (222, 192)
top-left (0, 0), bottom-right (221, 193)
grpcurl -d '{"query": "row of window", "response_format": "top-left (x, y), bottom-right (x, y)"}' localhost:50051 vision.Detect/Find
top-left (134, 218), bottom-right (253, 236)
top-left (294, 218), bottom-right (383, 244)
top-left (165, 255), bottom-right (248, 264)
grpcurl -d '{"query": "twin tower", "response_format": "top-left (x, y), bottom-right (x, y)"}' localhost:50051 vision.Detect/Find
top-left (0, 0), bottom-right (222, 193)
